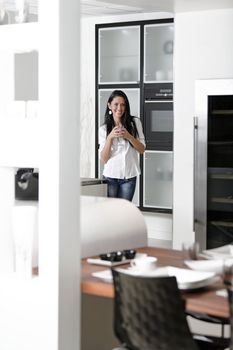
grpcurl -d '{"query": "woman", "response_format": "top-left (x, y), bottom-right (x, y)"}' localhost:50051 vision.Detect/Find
top-left (99, 90), bottom-right (145, 201)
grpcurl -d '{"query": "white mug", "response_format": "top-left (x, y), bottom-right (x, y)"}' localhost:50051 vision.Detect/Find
top-left (130, 256), bottom-right (157, 271)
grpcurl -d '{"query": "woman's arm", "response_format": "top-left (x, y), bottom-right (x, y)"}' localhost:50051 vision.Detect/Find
top-left (100, 126), bottom-right (121, 163)
top-left (122, 129), bottom-right (145, 154)
top-left (100, 134), bottom-right (113, 163)
top-left (122, 118), bottom-right (146, 154)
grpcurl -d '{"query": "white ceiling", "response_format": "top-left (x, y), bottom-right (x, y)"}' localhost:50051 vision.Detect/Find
top-left (81, 0), bottom-right (233, 17)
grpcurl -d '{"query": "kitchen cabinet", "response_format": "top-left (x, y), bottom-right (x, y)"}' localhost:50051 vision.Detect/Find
top-left (143, 151), bottom-right (173, 209)
top-left (144, 23), bottom-right (174, 83)
top-left (96, 18), bottom-right (174, 212)
top-left (98, 26), bottom-right (140, 84)
top-left (81, 178), bottom-right (107, 197)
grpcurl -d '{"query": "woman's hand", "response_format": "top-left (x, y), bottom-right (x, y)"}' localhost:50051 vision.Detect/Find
top-left (121, 128), bottom-right (145, 154)
top-left (108, 126), bottom-right (123, 140)
top-left (121, 127), bottom-right (132, 141)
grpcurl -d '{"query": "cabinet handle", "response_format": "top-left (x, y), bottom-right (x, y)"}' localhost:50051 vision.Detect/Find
top-left (144, 100), bottom-right (173, 103)
top-left (193, 116), bottom-right (198, 233)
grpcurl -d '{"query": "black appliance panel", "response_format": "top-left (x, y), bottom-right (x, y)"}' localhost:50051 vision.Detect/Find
top-left (144, 100), bottom-right (173, 150)
top-left (144, 83), bottom-right (173, 151)
top-left (144, 83), bottom-right (173, 100)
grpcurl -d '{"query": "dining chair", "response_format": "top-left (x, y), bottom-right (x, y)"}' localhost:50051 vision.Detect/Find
top-left (227, 288), bottom-right (233, 349)
top-left (111, 269), bottom-right (229, 350)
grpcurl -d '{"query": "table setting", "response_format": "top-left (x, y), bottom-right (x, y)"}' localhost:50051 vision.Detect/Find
top-left (89, 244), bottom-right (233, 291)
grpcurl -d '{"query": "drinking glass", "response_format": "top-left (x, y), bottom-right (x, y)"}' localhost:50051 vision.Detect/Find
top-left (182, 241), bottom-right (199, 260)
top-left (223, 258), bottom-right (233, 286)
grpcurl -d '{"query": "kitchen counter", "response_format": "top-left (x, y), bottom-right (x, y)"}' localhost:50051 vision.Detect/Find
top-left (81, 178), bottom-right (107, 197)
top-left (81, 177), bottom-right (105, 186)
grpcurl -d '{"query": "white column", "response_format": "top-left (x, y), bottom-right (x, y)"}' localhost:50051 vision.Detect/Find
top-left (39, 0), bottom-right (80, 349)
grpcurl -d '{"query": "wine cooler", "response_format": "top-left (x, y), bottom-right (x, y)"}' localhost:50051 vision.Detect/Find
top-left (194, 79), bottom-right (233, 250)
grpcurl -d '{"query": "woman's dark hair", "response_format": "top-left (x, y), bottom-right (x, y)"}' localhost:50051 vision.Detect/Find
top-left (104, 90), bottom-right (139, 138)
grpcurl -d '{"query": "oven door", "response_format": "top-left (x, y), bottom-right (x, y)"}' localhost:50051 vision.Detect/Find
top-left (144, 100), bottom-right (173, 150)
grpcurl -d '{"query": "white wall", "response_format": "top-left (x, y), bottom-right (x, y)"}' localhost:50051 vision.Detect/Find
top-left (173, 8), bottom-right (233, 248)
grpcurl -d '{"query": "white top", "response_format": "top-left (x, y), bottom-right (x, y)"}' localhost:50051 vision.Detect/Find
top-left (99, 117), bottom-right (146, 179)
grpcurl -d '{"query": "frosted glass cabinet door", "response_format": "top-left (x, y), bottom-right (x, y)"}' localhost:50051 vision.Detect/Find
top-left (98, 88), bottom-right (140, 127)
top-left (144, 23), bottom-right (174, 83)
top-left (143, 151), bottom-right (173, 209)
top-left (99, 26), bottom-right (140, 84)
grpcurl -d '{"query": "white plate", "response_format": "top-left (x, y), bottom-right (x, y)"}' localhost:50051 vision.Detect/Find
top-left (92, 266), bottom-right (218, 290)
top-left (184, 259), bottom-right (224, 274)
top-left (92, 269), bottom-right (113, 281)
top-left (165, 267), bottom-right (218, 290)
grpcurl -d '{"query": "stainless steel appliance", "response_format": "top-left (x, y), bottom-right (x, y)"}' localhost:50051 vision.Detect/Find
top-left (143, 83), bottom-right (173, 150)
top-left (194, 79), bottom-right (233, 250)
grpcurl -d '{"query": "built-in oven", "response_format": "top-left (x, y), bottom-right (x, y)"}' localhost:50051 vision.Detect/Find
top-left (143, 83), bottom-right (173, 150)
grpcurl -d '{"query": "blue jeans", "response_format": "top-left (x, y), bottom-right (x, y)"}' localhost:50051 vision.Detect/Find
top-left (104, 176), bottom-right (136, 202)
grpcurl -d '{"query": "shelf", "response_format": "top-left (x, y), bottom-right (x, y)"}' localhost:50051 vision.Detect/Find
top-left (211, 197), bottom-right (233, 204)
top-left (211, 110), bottom-right (233, 115)
top-left (101, 54), bottom-right (139, 59)
top-left (208, 141), bottom-right (233, 145)
top-left (210, 221), bottom-right (233, 228)
top-left (210, 174), bottom-right (233, 180)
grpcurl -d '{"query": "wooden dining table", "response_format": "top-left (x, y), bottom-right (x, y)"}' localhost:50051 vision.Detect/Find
top-left (81, 246), bottom-right (230, 321)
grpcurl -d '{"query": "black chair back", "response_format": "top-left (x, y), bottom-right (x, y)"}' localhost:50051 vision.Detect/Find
top-left (228, 288), bottom-right (233, 350)
top-left (112, 269), bottom-right (198, 350)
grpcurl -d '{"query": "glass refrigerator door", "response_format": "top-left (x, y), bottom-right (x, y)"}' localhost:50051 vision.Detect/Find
top-left (144, 23), bottom-right (174, 83)
top-left (143, 151), bottom-right (173, 209)
top-left (99, 26), bottom-right (140, 84)
top-left (207, 95), bottom-right (233, 248)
